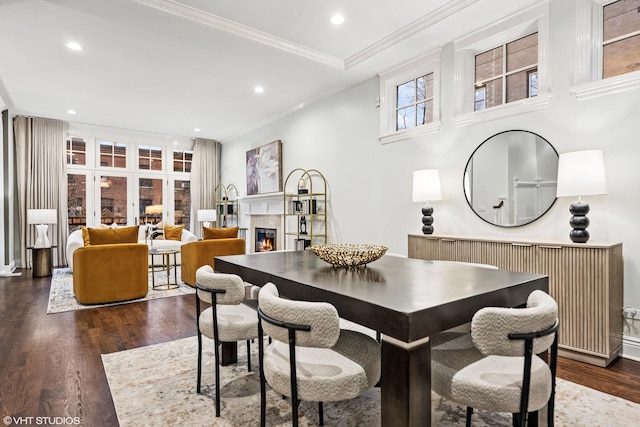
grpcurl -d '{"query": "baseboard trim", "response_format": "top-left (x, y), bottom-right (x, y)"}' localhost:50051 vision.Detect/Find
top-left (621, 336), bottom-right (640, 362)
top-left (0, 261), bottom-right (16, 275)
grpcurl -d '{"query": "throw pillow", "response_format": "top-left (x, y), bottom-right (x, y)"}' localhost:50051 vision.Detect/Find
top-left (164, 224), bottom-right (184, 241)
top-left (203, 226), bottom-right (239, 240)
top-left (85, 225), bottom-right (139, 246)
top-left (81, 226), bottom-right (91, 246)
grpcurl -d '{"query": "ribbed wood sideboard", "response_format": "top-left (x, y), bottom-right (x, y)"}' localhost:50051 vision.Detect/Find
top-left (408, 234), bottom-right (623, 367)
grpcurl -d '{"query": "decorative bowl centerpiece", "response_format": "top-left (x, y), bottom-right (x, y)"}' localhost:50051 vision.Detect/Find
top-left (309, 243), bottom-right (388, 268)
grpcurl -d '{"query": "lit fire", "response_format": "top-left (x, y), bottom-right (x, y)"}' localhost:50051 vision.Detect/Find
top-left (260, 237), bottom-right (274, 252)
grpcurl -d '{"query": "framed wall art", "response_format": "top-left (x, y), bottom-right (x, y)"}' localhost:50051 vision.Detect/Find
top-left (246, 140), bottom-right (282, 195)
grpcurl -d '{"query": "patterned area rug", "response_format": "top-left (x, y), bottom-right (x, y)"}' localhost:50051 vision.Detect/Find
top-left (102, 334), bottom-right (640, 427)
top-left (47, 267), bottom-right (195, 314)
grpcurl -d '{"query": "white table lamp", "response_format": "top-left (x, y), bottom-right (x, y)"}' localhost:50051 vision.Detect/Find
top-left (197, 209), bottom-right (217, 229)
top-left (556, 150), bottom-right (607, 243)
top-left (412, 169), bottom-right (442, 234)
top-left (27, 209), bottom-right (57, 248)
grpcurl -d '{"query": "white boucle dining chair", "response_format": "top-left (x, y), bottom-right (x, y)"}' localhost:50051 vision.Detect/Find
top-left (195, 265), bottom-right (259, 417)
top-left (256, 282), bottom-right (381, 427)
top-left (431, 289), bottom-right (559, 427)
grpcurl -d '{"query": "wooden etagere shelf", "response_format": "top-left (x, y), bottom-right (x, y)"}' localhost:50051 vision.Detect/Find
top-left (283, 168), bottom-right (327, 250)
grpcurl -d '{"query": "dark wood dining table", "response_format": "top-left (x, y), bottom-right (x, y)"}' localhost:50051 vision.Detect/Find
top-left (215, 250), bottom-right (549, 427)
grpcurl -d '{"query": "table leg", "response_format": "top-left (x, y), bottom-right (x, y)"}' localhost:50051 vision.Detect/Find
top-left (150, 254), bottom-right (156, 288)
top-left (173, 252), bottom-right (178, 284)
top-left (165, 253), bottom-right (170, 280)
top-left (381, 336), bottom-right (431, 427)
top-left (220, 342), bottom-right (238, 366)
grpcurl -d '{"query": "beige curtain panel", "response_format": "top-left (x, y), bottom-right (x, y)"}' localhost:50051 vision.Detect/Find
top-left (191, 137), bottom-right (220, 239)
top-left (14, 116), bottom-right (68, 268)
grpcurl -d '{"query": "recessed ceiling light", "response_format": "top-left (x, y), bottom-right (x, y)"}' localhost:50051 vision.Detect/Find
top-left (330, 14), bottom-right (345, 25)
top-left (254, 86), bottom-right (264, 94)
top-left (194, 128), bottom-right (201, 132)
top-left (66, 41), bottom-right (83, 51)
top-left (67, 110), bottom-right (77, 115)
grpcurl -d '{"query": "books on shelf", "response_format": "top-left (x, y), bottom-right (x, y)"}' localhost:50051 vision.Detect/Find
top-left (289, 198), bottom-right (318, 215)
top-left (295, 238), bottom-right (311, 250)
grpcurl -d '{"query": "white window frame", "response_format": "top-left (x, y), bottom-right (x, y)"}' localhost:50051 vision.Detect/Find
top-left (137, 143), bottom-right (165, 172)
top-left (378, 49), bottom-right (441, 144)
top-left (452, 2), bottom-right (551, 127)
top-left (66, 131), bottom-right (194, 231)
top-left (572, 0), bottom-right (640, 100)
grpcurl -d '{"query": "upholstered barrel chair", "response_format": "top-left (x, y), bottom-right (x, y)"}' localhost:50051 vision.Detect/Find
top-left (257, 282), bottom-right (381, 427)
top-left (181, 237), bottom-right (246, 287)
top-left (431, 290), bottom-right (559, 427)
top-left (73, 243), bottom-right (148, 304)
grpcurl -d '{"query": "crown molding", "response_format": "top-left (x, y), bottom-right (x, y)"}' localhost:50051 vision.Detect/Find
top-left (345, 0), bottom-right (479, 69)
top-left (134, 0), bottom-right (479, 71)
top-left (132, 0), bottom-right (345, 69)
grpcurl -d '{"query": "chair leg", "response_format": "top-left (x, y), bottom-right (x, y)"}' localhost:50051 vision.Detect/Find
top-left (258, 321), bottom-right (269, 427)
top-left (466, 407), bottom-right (473, 427)
top-left (246, 339), bottom-right (251, 371)
top-left (196, 330), bottom-right (202, 393)
top-left (212, 306), bottom-right (221, 417)
top-left (319, 402), bottom-right (324, 426)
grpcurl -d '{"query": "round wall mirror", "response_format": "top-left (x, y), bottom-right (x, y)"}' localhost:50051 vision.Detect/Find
top-left (463, 130), bottom-right (558, 227)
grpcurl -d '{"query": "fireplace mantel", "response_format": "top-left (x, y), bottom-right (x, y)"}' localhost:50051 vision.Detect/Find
top-left (239, 192), bottom-right (284, 252)
top-left (239, 192), bottom-right (284, 215)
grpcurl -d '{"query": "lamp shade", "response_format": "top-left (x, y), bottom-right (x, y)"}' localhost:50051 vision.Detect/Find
top-left (144, 204), bottom-right (163, 215)
top-left (556, 150), bottom-right (608, 197)
top-left (197, 209), bottom-right (217, 222)
top-left (412, 169), bottom-right (442, 203)
top-left (27, 209), bottom-right (57, 224)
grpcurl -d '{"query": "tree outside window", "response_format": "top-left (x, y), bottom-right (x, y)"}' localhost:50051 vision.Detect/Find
top-left (396, 74), bottom-right (433, 130)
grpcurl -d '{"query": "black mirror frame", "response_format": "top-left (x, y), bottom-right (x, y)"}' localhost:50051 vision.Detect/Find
top-left (463, 129), bottom-right (559, 228)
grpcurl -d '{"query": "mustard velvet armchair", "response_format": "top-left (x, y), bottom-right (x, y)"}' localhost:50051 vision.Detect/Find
top-left (180, 238), bottom-right (246, 287)
top-left (73, 243), bottom-right (149, 304)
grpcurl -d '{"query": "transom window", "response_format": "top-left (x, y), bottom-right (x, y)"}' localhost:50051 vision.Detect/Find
top-left (452, 3), bottom-right (550, 126)
top-left (66, 137), bottom-right (86, 166)
top-left (396, 74), bottom-right (434, 130)
top-left (173, 148), bottom-right (193, 173)
top-left (573, 0), bottom-right (640, 98)
top-left (138, 145), bottom-right (162, 170)
top-left (378, 49), bottom-right (441, 144)
top-left (99, 141), bottom-right (127, 168)
top-left (603, 0), bottom-right (640, 78)
top-left (474, 33), bottom-right (538, 111)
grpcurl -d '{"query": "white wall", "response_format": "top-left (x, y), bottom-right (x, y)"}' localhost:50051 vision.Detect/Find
top-left (221, 2), bottom-right (640, 335)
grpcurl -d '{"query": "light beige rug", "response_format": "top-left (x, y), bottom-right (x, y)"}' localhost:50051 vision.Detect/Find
top-left (102, 335), bottom-right (640, 426)
top-left (47, 267), bottom-right (194, 314)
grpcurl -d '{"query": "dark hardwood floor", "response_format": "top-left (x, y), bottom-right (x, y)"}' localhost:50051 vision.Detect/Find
top-left (1, 269), bottom-right (639, 426)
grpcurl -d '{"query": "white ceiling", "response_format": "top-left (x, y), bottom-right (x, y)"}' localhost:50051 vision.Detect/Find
top-left (0, 0), bottom-right (531, 142)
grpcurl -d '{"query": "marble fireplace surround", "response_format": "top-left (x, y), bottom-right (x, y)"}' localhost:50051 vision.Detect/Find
top-left (239, 192), bottom-right (284, 253)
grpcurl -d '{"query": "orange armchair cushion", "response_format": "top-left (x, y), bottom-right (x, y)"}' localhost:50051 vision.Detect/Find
top-left (203, 226), bottom-right (239, 240)
top-left (83, 225), bottom-right (139, 246)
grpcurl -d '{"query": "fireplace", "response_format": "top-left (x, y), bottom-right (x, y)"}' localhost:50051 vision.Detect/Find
top-left (255, 227), bottom-right (277, 252)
